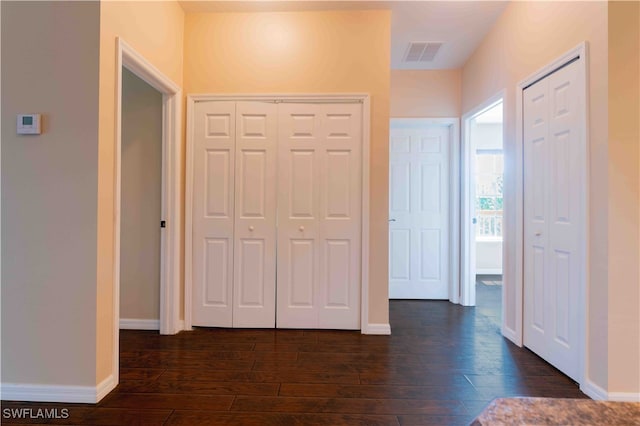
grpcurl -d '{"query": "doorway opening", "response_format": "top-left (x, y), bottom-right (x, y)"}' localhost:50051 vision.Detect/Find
top-left (388, 118), bottom-right (460, 303)
top-left (119, 68), bottom-right (163, 330)
top-left (461, 96), bottom-right (504, 325)
top-left (113, 38), bottom-right (182, 387)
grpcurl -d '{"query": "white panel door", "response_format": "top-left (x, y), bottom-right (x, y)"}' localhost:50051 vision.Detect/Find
top-left (277, 103), bottom-right (362, 329)
top-left (192, 101), bottom-right (236, 327)
top-left (389, 125), bottom-right (450, 299)
top-left (524, 60), bottom-right (582, 381)
top-left (318, 104), bottom-right (362, 329)
top-left (233, 102), bottom-right (278, 327)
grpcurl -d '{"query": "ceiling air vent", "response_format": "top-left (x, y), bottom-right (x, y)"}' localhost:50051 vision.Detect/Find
top-left (403, 42), bottom-right (443, 62)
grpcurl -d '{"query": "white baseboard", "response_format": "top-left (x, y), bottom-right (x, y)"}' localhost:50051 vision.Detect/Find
top-left (364, 323), bottom-right (391, 335)
top-left (581, 379), bottom-right (640, 402)
top-left (119, 318), bottom-right (159, 330)
top-left (607, 392), bottom-right (640, 402)
top-left (582, 379), bottom-right (608, 400)
top-left (1, 375), bottom-right (115, 403)
top-left (95, 375), bottom-right (117, 403)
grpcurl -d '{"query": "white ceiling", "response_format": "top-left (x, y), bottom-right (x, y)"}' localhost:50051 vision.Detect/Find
top-left (178, 1), bottom-right (509, 70)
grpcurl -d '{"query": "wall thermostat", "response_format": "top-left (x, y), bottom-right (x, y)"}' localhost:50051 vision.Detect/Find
top-left (17, 114), bottom-right (42, 135)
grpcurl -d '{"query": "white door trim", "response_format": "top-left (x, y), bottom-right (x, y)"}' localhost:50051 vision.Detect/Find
top-left (388, 118), bottom-right (460, 303)
top-left (184, 94), bottom-right (372, 332)
top-left (460, 92), bottom-right (505, 309)
top-left (515, 42), bottom-right (589, 383)
top-left (114, 38), bottom-right (183, 384)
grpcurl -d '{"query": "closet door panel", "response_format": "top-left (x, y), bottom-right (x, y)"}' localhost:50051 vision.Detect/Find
top-left (277, 103), bottom-right (362, 330)
top-left (277, 104), bottom-right (322, 328)
top-left (192, 101), bottom-right (236, 327)
top-left (523, 60), bottom-right (582, 382)
top-left (233, 102), bottom-right (278, 328)
top-left (318, 104), bottom-right (361, 329)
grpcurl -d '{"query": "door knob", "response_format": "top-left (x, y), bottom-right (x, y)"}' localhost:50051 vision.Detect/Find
top-left (249, 226), bottom-right (254, 232)
top-left (299, 226), bottom-right (305, 232)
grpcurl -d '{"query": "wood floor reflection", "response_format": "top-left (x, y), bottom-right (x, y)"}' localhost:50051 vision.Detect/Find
top-left (1, 283), bottom-right (587, 425)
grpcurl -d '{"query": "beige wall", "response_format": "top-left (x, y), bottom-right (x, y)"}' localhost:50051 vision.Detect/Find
top-left (1, 1), bottom-right (100, 386)
top-left (120, 69), bottom-right (163, 321)
top-left (607, 1), bottom-right (639, 394)
top-left (390, 69), bottom-right (461, 117)
top-left (184, 9), bottom-right (391, 325)
top-left (463, 0), bottom-right (640, 395)
top-left (98, 0), bottom-right (184, 383)
top-left (462, 1), bottom-right (610, 389)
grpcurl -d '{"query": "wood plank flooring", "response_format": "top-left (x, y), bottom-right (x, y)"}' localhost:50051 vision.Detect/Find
top-left (1, 284), bottom-right (587, 425)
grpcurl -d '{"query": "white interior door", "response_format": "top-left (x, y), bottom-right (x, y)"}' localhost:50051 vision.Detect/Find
top-left (389, 124), bottom-right (450, 299)
top-left (232, 102), bottom-right (278, 327)
top-left (192, 101), bottom-right (236, 327)
top-left (523, 59), bottom-right (582, 381)
top-left (277, 103), bottom-right (362, 329)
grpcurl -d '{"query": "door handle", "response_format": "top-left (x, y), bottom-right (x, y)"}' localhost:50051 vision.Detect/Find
top-left (389, 219), bottom-right (396, 222)
top-left (472, 217), bottom-right (477, 224)
top-left (535, 231), bottom-right (542, 236)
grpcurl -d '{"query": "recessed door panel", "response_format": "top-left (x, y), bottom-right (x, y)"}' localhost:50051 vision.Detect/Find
top-left (240, 114), bottom-right (268, 138)
top-left (291, 114), bottom-right (317, 138)
top-left (206, 114), bottom-right (231, 138)
top-left (532, 137), bottom-right (546, 221)
top-left (553, 131), bottom-right (571, 223)
top-left (205, 150), bottom-right (231, 218)
top-left (532, 245), bottom-right (545, 331)
top-left (390, 163), bottom-right (411, 212)
top-left (390, 229), bottom-right (410, 280)
top-left (289, 240), bottom-right (314, 307)
top-left (325, 240), bottom-right (350, 308)
top-left (325, 113), bottom-right (353, 138)
top-left (204, 238), bottom-right (229, 306)
top-left (420, 163), bottom-right (440, 213)
top-left (238, 150), bottom-right (266, 218)
top-left (326, 150), bottom-right (351, 218)
top-left (554, 250), bottom-right (570, 346)
top-left (420, 136), bottom-right (441, 153)
top-left (420, 229), bottom-right (440, 280)
top-left (290, 150), bottom-right (315, 218)
top-left (238, 239), bottom-right (265, 307)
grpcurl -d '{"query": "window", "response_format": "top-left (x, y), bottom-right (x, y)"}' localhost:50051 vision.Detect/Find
top-left (475, 149), bottom-right (503, 239)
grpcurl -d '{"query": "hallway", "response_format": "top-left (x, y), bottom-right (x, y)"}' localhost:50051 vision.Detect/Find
top-left (1, 297), bottom-right (586, 425)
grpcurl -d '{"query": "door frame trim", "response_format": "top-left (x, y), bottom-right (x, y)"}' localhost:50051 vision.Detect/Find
top-left (184, 94), bottom-right (372, 332)
top-left (515, 42), bottom-right (589, 385)
top-left (460, 92), bottom-right (505, 308)
top-left (388, 118), bottom-right (460, 303)
top-left (114, 37), bottom-right (183, 384)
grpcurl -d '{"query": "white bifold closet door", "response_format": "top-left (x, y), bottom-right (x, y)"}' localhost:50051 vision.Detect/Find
top-left (277, 103), bottom-right (362, 329)
top-left (192, 101), bottom-right (277, 328)
top-left (523, 59), bottom-right (582, 381)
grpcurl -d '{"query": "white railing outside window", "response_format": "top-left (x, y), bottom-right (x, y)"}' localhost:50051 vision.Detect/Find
top-left (475, 151), bottom-right (503, 239)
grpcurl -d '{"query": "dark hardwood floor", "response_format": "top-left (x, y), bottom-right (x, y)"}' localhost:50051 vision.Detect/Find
top-left (2, 282), bottom-right (587, 425)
